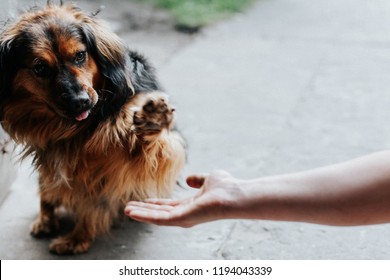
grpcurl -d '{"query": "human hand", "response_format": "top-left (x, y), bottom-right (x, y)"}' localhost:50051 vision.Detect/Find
top-left (124, 170), bottom-right (240, 227)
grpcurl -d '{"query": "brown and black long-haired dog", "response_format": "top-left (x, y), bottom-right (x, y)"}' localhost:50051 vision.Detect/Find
top-left (0, 2), bottom-right (186, 254)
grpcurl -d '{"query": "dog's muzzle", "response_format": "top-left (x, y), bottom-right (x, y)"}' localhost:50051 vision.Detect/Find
top-left (64, 90), bottom-right (94, 121)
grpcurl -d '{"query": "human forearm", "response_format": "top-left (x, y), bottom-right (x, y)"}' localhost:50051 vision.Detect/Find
top-left (230, 151), bottom-right (390, 225)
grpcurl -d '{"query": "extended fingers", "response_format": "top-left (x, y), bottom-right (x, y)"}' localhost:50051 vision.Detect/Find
top-left (143, 198), bottom-right (183, 206)
top-left (125, 201), bottom-right (175, 213)
top-left (128, 209), bottom-right (172, 225)
top-left (124, 202), bottom-right (172, 225)
top-left (125, 201), bottom-right (190, 226)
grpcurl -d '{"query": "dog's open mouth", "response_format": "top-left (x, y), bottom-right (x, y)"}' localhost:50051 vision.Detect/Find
top-left (75, 110), bottom-right (91, 121)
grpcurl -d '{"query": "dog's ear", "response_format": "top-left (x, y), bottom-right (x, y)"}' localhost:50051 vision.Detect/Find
top-left (79, 18), bottom-right (134, 93)
top-left (73, 7), bottom-right (161, 119)
top-left (128, 50), bottom-right (160, 93)
top-left (77, 15), bottom-right (139, 119)
top-left (0, 38), bottom-right (11, 93)
top-left (0, 32), bottom-right (19, 120)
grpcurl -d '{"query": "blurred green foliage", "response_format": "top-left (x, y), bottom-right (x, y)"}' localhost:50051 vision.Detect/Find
top-left (141, 0), bottom-right (254, 29)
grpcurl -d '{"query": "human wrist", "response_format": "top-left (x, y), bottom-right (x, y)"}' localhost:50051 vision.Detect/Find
top-left (215, 177), bottom-right (266, 219)
top-left (228, 175), bottom-right (292, 220)
top-left (206, 176), bottom-right (248, 220)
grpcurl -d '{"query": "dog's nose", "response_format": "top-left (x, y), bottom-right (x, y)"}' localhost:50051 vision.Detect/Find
top-left (71, 91), bottom-right (91, 112)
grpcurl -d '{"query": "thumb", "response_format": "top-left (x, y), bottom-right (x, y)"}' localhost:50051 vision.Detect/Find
top-left (186, 174), bottom-right (207, 189)
top-left (186, 170), bottom-right (231, 189)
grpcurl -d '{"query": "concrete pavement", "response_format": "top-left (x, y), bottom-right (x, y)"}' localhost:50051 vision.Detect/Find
top-left (2, 0), bottom-right (390, 259)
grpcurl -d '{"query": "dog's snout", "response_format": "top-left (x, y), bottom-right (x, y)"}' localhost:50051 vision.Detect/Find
top-left (70, 91), bottom-right (91, 112)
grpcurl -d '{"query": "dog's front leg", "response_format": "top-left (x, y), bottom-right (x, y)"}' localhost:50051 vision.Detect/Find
top-left (130, 91), bottom-right (186, 197)
top-left (30, 191), bottom-right (59, 238)
top-left (49, 213), bottom-right (96, 255)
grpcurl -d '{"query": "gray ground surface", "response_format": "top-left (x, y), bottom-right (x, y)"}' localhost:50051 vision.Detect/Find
top-left (2, 0), bottom-right (390, 259)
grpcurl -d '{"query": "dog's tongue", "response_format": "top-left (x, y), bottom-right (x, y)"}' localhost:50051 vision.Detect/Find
top-left (75, 111), bottom-right (90, 121)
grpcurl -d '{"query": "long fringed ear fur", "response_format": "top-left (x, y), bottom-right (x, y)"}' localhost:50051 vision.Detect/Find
top-left (0, 33), bottom-right (19, 120)
top-left (76, 15), bottom-right (135, 119)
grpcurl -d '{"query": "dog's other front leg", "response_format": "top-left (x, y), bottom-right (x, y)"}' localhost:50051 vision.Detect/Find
top-left (30, 191), bottom-right (59, 238)
top-left (49, 213), bottom-right (96, 255)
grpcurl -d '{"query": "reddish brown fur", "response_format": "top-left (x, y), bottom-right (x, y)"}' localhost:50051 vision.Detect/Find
top-left (0, 4), bottom-right (186, 254)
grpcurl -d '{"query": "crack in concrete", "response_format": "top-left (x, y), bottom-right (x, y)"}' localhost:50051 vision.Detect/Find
top-left (214, 221), bottom-right (238, 259)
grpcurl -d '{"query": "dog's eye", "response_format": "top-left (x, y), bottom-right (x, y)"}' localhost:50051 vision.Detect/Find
top-left (33, 63), bottom-right (50, 78)
top-left (74, 51), bottom-right (87, 65)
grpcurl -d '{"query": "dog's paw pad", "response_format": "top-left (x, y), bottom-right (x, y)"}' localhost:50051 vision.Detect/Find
top-left (133, 95), bottom-right (175, 135)
top-left (49, 237), bottom-right (91, 255)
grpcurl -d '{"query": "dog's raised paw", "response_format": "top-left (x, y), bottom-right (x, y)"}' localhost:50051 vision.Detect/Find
top-left (49, 236), bottom-right (92, 255)
top-left (133, 93), bottom-right (175, 135)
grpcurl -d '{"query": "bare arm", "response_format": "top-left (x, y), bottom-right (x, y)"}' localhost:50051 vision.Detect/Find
top-left (125, 151), bottom-right (390, 227)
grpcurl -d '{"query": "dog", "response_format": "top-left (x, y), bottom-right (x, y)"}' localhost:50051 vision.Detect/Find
top-left (0, 2), bottom-right (186, 254)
